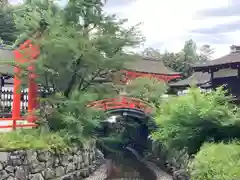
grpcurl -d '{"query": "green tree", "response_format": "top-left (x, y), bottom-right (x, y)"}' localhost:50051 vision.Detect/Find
top-left (0, 5), bottom-right (18, 45)
top-left (13, 0), bottom-right (143, 96)
top-left (12, 0), bottom-right (143, 143)
top-left (142, 40), bottom-right (202, 77)
top-left (173, 39), bottom-right (198, 77)
top-left (198, 44), bottom-right (214, 61)
top-left (126, 77), bottom-right (168, 107)
top-left (141, 47), bottom-right (161, 59)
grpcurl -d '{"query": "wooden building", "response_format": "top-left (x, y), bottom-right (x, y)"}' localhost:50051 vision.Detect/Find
top-left (171, 45), bottom-right (240, 98)
top-left (169, 72), bottom-right (211, 95)
top-left (193, 45), bottom-right (240, 99)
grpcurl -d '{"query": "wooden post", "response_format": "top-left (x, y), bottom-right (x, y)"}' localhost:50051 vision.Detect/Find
top-left (27, 72), bottom-right (38, 123)
top-left (12, 66), bottom-right (21, 130)
top-left (27, 44), bottom-right (39, 123)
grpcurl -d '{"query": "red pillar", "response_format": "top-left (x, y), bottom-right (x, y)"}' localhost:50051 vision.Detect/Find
top-left (27, 44), bottom-right (39, 123)
top-left (27, 71), bottom-right (38, 123)
top-left (12, 52), bottom-right (22, 130)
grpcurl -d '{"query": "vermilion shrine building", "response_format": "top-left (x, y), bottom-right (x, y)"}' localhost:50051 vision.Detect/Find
top-left (123, 57), bottom-right (181, 83)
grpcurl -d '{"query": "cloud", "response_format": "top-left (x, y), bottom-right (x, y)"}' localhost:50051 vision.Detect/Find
top-left (105, 0), bottom-right (136, 8)
top-left (198, 0), bottom-right (240, 17)
top-left (191, 20), bottom-right (240, 34)
top-left (104, 0), bottom-right (240, 58)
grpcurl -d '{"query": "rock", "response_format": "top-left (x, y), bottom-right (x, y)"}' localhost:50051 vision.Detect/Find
top-left (76, 171), bottom-right (83, 180)
top-left (84, 158), bottom-right (89, 166)
top-left (80, 168), bottom-right (89, 178)
top-left (0, 162), bottom-right (3, 170)
top-left (0, 152), bottom-right (8, 163)
top-left (30, 173), bottom-right (44, 180)
top-left (43, 168), bottom-right (55, 179)
top-left (26, 150), bottom-right (38, 162)
top-left (15, 167), bottom-right (28, 180)
top-left (76, 162), bottom-right (81, 170)
top-left (72, 146), bottom-right (78, 154)
top-left (6, 177), bottom-right (15, 180)
top-left (31, 161), bottom-right (45, 173)
top-left (60, 155), bottom-right (69, 166)
top-left (67, 155), bottom-right (73, 162)
top-left (5, 166), bottom-right (14, 173)
top-left (54, 157), bottom-right (60, 167)
top-left (0, 170), bottom-right (9, 180)
top-left (66, 163), bottom-right (75, 173)
top-left (37, 151), bottom-right (50, 162)
top-left (55, 166), bottom-right (65, 177)
top-left (95, 149), bottom-right (104, 160)
top-left (80, 163), bottom-right (85, 169)
top-left (9, 155), bottom-right (22, 166)
top-left (73, 155), bottom-right (79, 163)
top-left (61, 174), bottom-right (73, 180)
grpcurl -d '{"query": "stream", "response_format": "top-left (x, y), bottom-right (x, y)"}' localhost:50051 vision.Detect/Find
top-left (85, 147), bottom-right (172, 180)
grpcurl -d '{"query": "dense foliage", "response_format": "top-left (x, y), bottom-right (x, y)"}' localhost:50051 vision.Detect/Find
top-left (45, 91), bottom-right (105, 144)
top-left (189, 142), bottom-right (240, 180)
top-left (152, 87), bottom-right (240, 154)
top-left (150, 87), bottom-right (240, 179)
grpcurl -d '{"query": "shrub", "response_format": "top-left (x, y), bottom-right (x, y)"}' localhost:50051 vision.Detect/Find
top-left (189, 142), bottom-right (240, 180)
top-left (0, 129), bottom-right (68, 152)
top-left (126, 77), bottom-right (168, 106)
top-left (151, 87), bottom-right (240, 154)
top-left (46, 90), bottom-right (105, 145)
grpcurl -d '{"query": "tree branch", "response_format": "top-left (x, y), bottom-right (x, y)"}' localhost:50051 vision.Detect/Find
top-left (64, 55), bottom-right (83, 97)
top-left (80, 69), bottom-right (107, 91)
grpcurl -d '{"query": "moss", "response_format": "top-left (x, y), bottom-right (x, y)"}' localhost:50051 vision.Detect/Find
top-left (0, 129), bottom-right (69, 152)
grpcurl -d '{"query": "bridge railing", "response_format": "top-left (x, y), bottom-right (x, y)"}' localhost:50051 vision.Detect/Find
top-left (87, 96), bottom-right (152, 113)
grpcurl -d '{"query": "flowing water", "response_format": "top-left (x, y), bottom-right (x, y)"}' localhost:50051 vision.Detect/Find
top-left (109, 147), bottom-right (157, 180)
top-left (86, 147), bottom-right (158, 180)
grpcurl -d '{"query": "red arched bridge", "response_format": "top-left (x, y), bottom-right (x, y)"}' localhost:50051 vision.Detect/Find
top-left (87, 96), bottom-right (153, 119)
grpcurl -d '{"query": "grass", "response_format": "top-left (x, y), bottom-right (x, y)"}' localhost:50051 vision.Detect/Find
top-left (0, 129), bottom-right (69, 152)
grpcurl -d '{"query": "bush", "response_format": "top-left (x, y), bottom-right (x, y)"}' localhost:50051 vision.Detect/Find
top-left (0, 129), bottom-right (68, 152)
top-left (151, 87), bottom-right (240, 154)
top-left (189, 142), bottom-right (240, 180)
top-left (46, 91), bottom-right (105, 145)
top-left (126, 77), bottom-right (168, 106)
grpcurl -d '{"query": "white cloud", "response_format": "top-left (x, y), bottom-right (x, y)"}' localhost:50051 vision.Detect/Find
top-left (104, 0), bottom-right (237, 59)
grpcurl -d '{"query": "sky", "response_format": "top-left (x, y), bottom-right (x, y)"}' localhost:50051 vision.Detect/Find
top-left (10, 0), bottom-right (240, 59)
top-left (104, 0), bottom-right (240, 58)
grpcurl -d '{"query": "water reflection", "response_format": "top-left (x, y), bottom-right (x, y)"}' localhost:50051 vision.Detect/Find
top-left (105, 147), bottom-right (156, 180)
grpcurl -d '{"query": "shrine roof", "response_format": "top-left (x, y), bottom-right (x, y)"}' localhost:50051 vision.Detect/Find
top-left (193, 46), bottom-right (240, 70)
top-left (169, 72), bottom-right (211, 87)
top-left (125, 57), bottom-right (181, 75)
top-left (0, 47), bottom-right (14, 75)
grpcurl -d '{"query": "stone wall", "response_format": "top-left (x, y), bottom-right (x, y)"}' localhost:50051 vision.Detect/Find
top-left (0, 146), bottom-right (100, 180)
